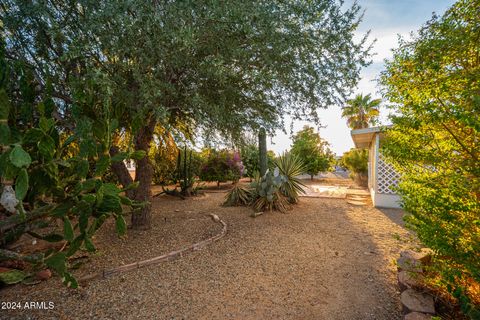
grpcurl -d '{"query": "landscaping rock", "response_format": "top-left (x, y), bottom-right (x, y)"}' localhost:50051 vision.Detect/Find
top-left (397, 256), bottom-right (422, 272)
top-left (404, 312), bottom-right (432, 320)
top-left (401, 289), bottom-right (435, 314)
top-left (400, 249), bottom-right (432, 265)
top-left (398, 271), bottom-right (423, 290)
top-left (397, 250), bottom-right (431, 273)
top-left (35, 269), bottom-right (52, 281)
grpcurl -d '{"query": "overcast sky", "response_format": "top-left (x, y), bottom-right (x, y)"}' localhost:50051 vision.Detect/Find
top-left (268, 0), bottom-right (455, 156)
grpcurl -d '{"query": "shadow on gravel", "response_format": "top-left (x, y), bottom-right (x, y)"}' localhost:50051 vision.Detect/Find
top-left (377, 207), bottom-right (406, 228)
top-left (0, 193), bottom-right (411, 320)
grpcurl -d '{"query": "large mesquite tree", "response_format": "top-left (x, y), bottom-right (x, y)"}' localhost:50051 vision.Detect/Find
top-left (2, 0), bottom-right (372, 228)
top-left (380, 0), bottom-right (479, 315)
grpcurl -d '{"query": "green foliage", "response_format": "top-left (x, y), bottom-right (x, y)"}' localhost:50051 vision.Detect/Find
top-left (290, 126), bottom-right (334, 178)
top-left (1, 0), bottom-right (372, 147)
top-left (0, 46), bottom-right (134, 288)
top-left (223, 184), bottom-right (252, 207)
top-left (199, 150), bottom-right (244, 185)
top-left (149, 127), bottom-right (178, 185)
top-left (275, 152), bottom-right (307, 203)
top-left (340, 148), bottom-right (368, 186)
top-left (250, 169), bottom-right (290, 213)
top-left (340, 148), bottom-right (368, 175)
top-left (341, 94), bottom-right (381, 129)
top-left (240, 144), bottom-right (276, 178)
top-left (0, 269), bottom-right (28, 284)
top-left (223, 156), bottom-right (305, 212)
top-left (380, 0), bottom-right (480, 316)
top-left (2, 0), bottom-right (371, 227)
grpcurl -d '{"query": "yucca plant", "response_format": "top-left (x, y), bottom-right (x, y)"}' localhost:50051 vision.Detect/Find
top-left (275, 152), bottom-right (307, 203)
top-left (223, 183), bottom-right (252, 206)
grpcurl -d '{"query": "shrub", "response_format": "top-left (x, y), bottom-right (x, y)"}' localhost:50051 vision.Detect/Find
top-left (241, 144), bottom-right (276, 178)
top-left (150, 134), bottom-right (178, 185)
top-left (199, 150), bottom-right (244, 185)
top-left (275, 152), bottom-right (307, 203)
top-left (380, 1), bottom-right (480, 316)
top-left (340, 148), bottom-right (368, 186)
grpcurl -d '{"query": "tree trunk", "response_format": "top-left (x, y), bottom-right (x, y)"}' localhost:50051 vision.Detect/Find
top-left (258, 127), bottom-right (267, 176)
top-left (131, 119), bottom-right (156, 229)
top-left (109, 146), bottom-right (135, 199)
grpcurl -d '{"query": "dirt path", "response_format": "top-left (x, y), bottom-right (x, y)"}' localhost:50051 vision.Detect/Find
top-left (1, 181), bottom-right (414, 320)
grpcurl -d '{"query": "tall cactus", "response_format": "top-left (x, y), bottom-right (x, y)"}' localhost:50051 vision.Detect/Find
top-left (173, 146), bottom-right (195, 196)
top-left (258, 127), bottom-right (267, 176)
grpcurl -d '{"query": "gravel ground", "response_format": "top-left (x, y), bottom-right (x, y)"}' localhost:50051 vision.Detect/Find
top-left (1, 180), bottom-right (415, 320)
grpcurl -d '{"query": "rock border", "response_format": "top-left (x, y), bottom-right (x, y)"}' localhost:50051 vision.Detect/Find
top-left (397, 249), bottom-right (436, 320)
top-left (78, 213), bottom-right (227, 284)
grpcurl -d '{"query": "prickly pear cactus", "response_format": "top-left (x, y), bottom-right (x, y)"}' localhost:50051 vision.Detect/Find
top-left (252, 169), bottom-right (287, 207)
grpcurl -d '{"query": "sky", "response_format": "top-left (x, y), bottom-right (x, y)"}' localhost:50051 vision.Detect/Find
top-left (267, 0), bottom-right (456, 156)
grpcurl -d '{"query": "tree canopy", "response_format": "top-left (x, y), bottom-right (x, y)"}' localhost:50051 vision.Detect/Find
top-left (341, 93), bottom-right (381, 129)
top-left (2, 0), bottom-right (372, 228)
top-left (290, 126), bottom-right (334, 179)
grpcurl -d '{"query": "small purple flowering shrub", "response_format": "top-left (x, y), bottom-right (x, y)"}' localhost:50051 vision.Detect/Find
top-left (199, 150), bottom-right (244, 184)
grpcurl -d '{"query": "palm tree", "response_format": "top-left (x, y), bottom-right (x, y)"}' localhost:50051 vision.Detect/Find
top-left (342, 94), bottom-right (381, 129)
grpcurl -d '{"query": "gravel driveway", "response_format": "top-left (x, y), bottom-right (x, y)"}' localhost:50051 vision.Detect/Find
top-left (1, 182), bottom-right (413, 320)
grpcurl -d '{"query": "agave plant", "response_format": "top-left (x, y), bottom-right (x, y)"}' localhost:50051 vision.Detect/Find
top-left (250, 168), bottom-right (290, 213)
top-left (223, 183), bottom-right (252, 206)
top-left (275, 152), bottom-right (307, 203)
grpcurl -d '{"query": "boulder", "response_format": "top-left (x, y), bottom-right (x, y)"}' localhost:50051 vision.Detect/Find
top-left (397, 255), bottom-right (423, 273)
top-left (400, 249), bottom-right (433, 265)
top-left (398, 271), bottom-right (423, 290)
top-left (401, 289), bottom-right (435, 314)
top-left (404, 312), bottom-right (433, 320)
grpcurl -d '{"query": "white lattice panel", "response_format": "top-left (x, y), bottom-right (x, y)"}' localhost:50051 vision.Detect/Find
top-left (377, 153), bottom-right (400, 194)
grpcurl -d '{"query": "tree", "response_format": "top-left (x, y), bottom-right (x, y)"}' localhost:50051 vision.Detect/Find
top-left (380, 0), bottom-right (480, 316)
top-left (340, 148), bottom-right (368, 186)
top-left (240, 144), bottom-right (275, 179)
top-left (341, 94), bottom-right (381, 129)
top-left (3, 0), bottom-right (372, 228)
top-left (290, 126), bottom-right (334, 180)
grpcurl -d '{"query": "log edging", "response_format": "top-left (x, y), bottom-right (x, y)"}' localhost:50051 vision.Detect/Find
top-left (78, 213), bottom-right (227, 283)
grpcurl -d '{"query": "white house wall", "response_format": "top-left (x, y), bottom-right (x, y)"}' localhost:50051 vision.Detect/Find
top-left (373, 193), bottom-right (402, 208)
top-left (374, 148), bottom-right (401, 208)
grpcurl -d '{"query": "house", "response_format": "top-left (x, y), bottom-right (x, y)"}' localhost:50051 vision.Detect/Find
top-left (350, 126), bottom-right (401, 208)
top-left (125, 160), bottom-right (136, 180)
